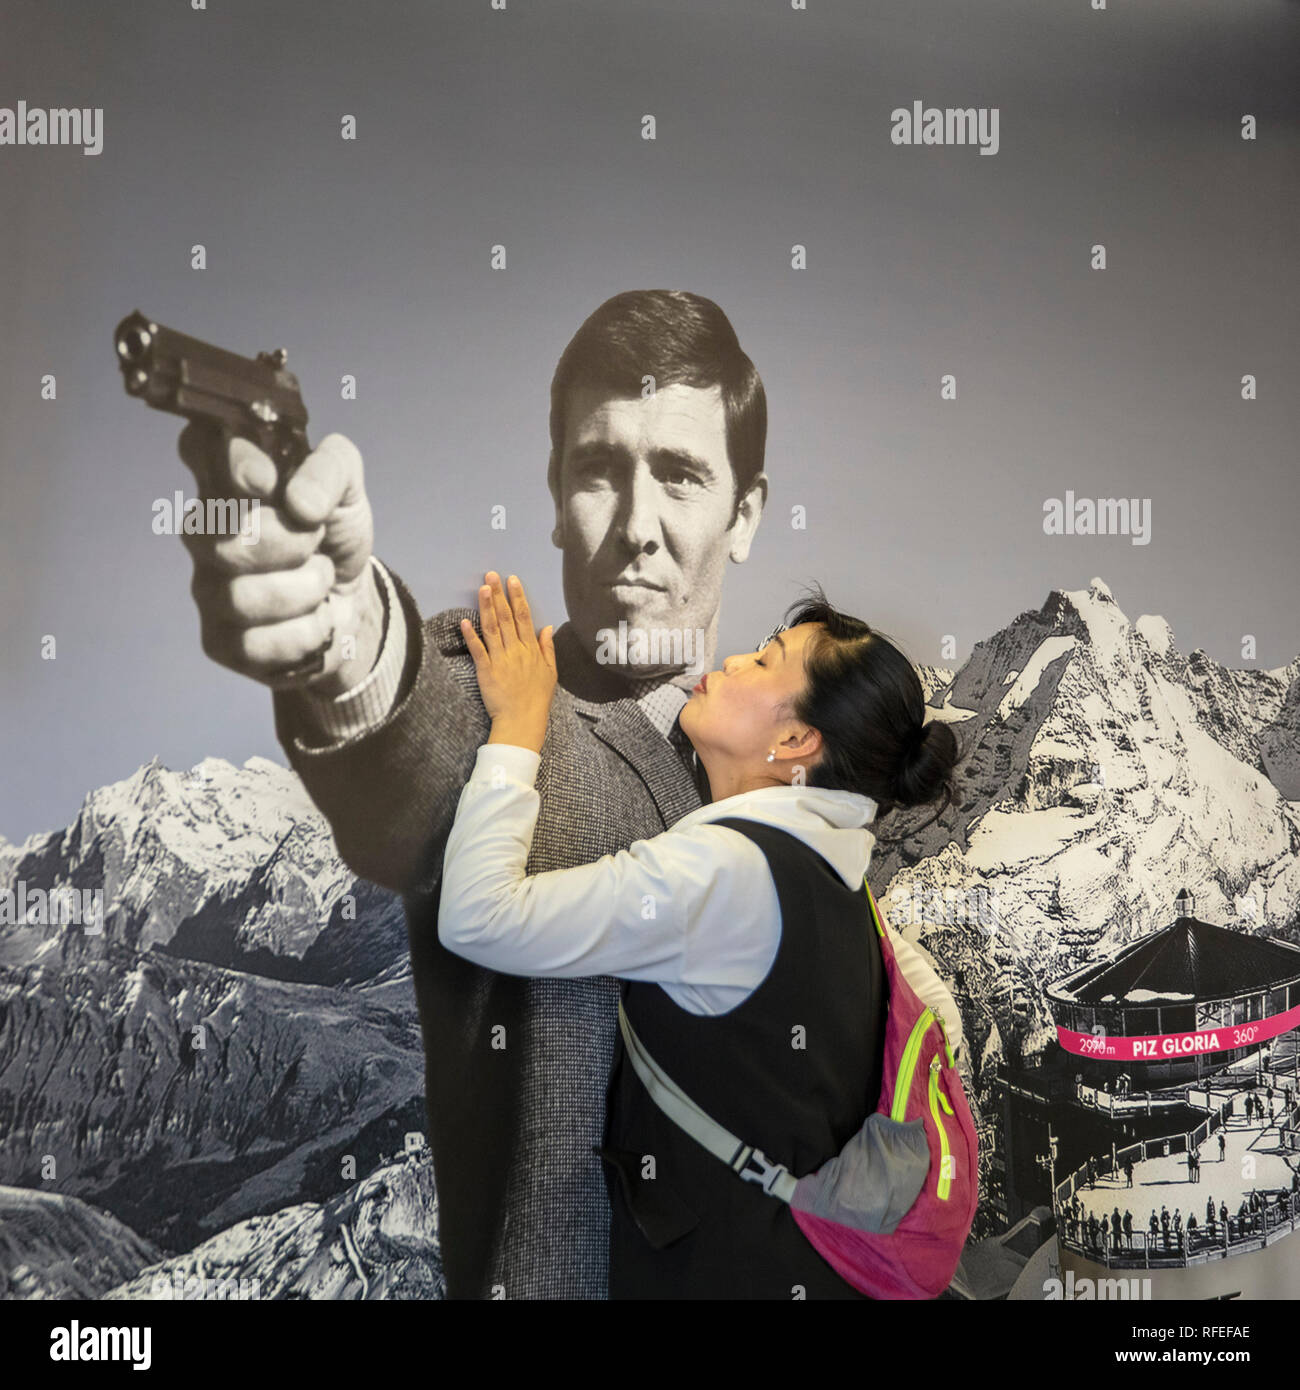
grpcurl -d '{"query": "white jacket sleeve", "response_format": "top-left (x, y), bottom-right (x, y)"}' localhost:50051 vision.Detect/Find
top-left (437, 743), bottom-right (776, 989)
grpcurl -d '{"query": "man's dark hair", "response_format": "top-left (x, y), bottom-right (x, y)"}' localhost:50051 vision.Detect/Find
top-left (548, 289), bottom-right (766, 516)
top-left (780, 583), bottom-right (965, 843)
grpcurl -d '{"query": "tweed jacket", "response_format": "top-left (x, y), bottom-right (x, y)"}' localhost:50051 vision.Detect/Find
top-left (272, 565), bottom-right (704, 1299)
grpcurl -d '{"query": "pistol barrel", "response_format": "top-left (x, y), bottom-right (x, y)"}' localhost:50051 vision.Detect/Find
top-left (114, 310), bottom-right (311, 473)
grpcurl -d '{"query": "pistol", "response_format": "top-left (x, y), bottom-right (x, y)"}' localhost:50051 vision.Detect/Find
top-left (114, 310), bottom-right (329, 679)
top-left (114, 310), bottom-right (312, 487)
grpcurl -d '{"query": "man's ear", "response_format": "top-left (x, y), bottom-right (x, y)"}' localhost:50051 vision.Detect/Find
top-left (728, 472), bottom-right (768, 564)
top-left (547, 448), bottom-right (564, 549)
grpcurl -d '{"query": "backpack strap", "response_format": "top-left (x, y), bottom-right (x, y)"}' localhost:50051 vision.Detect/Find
top-left (617, 1000), bottom-right (798, 1203)
top-left (864, 880), bottom-right (887, 938)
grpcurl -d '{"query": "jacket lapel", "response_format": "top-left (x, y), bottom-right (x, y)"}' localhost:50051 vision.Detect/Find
top-left (553, 619), bottom-right (705, 828)
top-left (581, 698), bottom-right (703, 829)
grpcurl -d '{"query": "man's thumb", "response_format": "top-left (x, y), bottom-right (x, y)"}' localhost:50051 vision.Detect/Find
top-left (282, 433), bottom-right (363, 528)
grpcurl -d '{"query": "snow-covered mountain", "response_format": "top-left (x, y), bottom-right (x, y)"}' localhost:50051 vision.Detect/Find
top-left (102, 1148), bottom-right (445, 1301)
top-left (1, 574), bottom-right (1296, 1297)
top-left (882, 576), bottom-right (1300, 1094)
top-left (0, 934), bottom-right (426, 1250)
top-left (0, 1186), bottom-right (163, 1299)
top-left (0, 755), bottom-right (407, 984)
top-left (0, 754), bottom-right (429, 1276)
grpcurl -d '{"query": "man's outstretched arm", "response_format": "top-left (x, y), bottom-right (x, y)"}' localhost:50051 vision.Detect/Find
top-left (273, 564), bottom-right (489, 894)
top-left (177, 423), bottom-right (487, 895)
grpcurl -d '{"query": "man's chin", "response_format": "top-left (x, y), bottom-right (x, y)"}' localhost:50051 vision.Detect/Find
top-left (634, 662), bottom-right (702, 685)
top-left (581, 608), bottom-right (707, 683)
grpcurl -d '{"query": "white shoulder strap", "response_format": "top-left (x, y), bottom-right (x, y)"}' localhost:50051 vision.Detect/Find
top-left (617, 1000), bottom-right (798, 1203)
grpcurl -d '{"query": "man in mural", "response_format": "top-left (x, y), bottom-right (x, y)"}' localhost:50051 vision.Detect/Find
top-left (176, 286), bottom-right (965, 1300)
top-left (175, 290), bottom-right (768, 1298)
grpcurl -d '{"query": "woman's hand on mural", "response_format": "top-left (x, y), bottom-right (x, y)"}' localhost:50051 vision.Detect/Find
top-left (462, 572), bottom-right (557, 752)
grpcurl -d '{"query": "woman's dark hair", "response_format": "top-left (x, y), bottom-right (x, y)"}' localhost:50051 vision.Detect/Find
top-left (781, 583), bottom-right (964, 843)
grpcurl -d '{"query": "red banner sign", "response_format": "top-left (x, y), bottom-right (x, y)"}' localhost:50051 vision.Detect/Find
top-left (1057, 1003), bottom-right (1300, 1061)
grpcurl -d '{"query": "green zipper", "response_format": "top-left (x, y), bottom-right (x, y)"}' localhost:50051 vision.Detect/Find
top-left (937, 1020), bottom-right (956, 1070)
top-left (866, 882), bottom-right (886, 939)
top-left (893, 1009), bottom-right (958, 1203)
top-left (890, 1007), bottom-right (936, 1122)
top-left (929, 1056), bottom-right (955, 1202)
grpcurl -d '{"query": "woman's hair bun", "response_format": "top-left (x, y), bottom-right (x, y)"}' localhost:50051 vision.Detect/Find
top-left (892, 717), bottom-right (960, 811)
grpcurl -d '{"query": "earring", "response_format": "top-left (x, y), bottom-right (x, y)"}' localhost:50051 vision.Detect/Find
top-left (766, 750), bottom-right (776, 762)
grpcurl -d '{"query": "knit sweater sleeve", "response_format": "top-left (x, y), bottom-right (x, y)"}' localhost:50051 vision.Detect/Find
top-left (272, 565), bottom-right (489, 894)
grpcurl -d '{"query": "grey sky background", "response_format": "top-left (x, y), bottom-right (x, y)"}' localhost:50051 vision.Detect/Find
top-left (1, 0), bottom-right (1297, 841)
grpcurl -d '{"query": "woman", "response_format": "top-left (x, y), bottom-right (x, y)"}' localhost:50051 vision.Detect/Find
top-left (440, 572), bottom-right (963, 1299)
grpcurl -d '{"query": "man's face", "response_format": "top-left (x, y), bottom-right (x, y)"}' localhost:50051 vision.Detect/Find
top-left (550, 382), bottom-right (763, 677)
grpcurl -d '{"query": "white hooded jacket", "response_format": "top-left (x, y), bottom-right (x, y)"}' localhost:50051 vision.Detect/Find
top-left (441, 742), bottom-right (963, 1054)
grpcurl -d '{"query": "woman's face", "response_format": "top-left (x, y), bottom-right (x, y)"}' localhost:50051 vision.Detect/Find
top-left (680, 621), bottom-right (824, 775)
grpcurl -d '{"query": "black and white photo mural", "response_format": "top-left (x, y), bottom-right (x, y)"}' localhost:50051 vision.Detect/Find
top-left (1, 0), bottom-right (1297, 1325)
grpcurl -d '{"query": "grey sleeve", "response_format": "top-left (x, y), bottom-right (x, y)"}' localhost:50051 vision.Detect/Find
top-left (272, 566), bottom-right (490, 894)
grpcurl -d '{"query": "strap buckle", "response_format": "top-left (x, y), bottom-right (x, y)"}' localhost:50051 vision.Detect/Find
top-left (733, 1146), bottom-right (791, 1195)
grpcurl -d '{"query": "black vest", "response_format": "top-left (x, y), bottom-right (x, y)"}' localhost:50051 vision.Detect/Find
top-left (599, 816), bottom-right (886, 1299)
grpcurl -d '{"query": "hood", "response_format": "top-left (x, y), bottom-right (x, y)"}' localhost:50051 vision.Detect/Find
top-left (672, 785), bottom-right (878, 890)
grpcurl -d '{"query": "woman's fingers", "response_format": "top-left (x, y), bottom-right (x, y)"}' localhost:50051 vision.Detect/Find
top-left (478, 581), bottom-right (502, 655)
top-left (460, 616), bottom-right (487, 665)
top-left (476, 571), bottom-right (545, 658)
top-left (506, 575), bottom-right (538, 647)
top-left (486, 571), bottom-right (517, 648)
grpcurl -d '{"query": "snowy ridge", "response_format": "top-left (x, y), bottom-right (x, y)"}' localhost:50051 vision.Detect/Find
top-left (872, 575), bottom-right (1300, 1118)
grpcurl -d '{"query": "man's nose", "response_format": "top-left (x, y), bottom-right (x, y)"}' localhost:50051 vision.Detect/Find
top-left (615, 464), bottom-right (662, 553)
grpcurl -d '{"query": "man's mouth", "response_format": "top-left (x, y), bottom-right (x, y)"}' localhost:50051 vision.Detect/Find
top-left (603, 575), bottom-right (665, 591)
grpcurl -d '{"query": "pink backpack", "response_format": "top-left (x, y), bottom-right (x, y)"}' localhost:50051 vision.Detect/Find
top-left (787, 882), bottom-right (979, 1296)
top-left (617, 881), bottom-right (979, 1299)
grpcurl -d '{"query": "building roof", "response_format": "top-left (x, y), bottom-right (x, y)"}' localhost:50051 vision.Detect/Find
top-left (1050, 912), bottom-right (1300, 1007)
